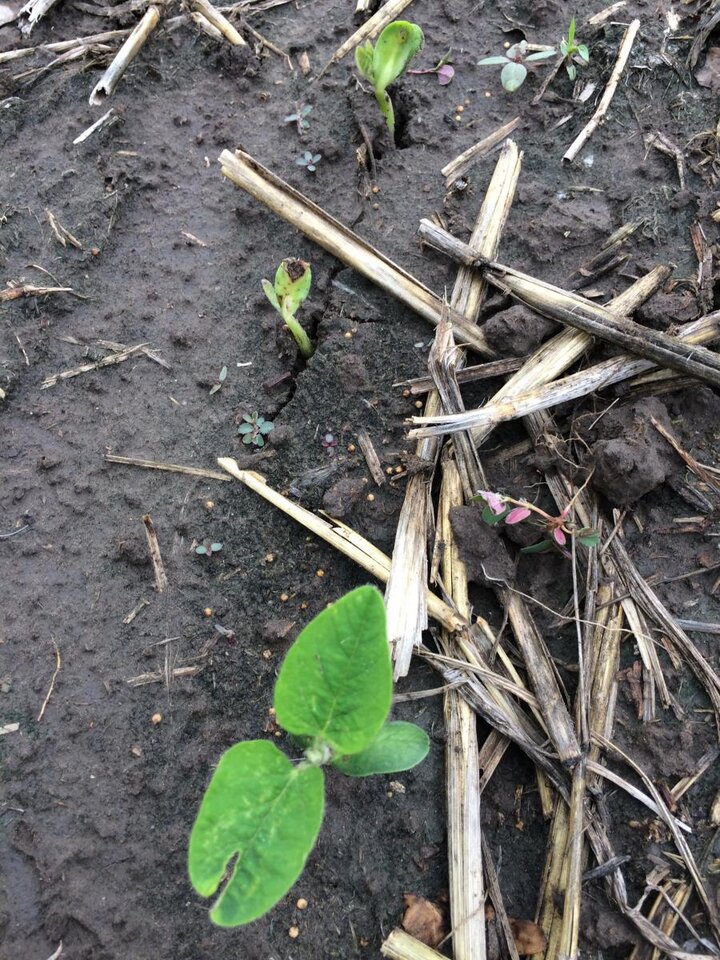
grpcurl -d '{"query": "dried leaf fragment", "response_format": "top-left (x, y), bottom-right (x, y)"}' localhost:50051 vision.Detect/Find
top-left (401, 894), bottom-right (445, 948)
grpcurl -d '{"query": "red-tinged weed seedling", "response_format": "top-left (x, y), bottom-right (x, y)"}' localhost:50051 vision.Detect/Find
top-left (475, 489), bottom-right (600, 556)
top-left (262, 258), bottom-right (313, 358)
top-left (355, 20), bottom-right (424, 138)
top-left (188, 586), bottom-right (430, 927)
top-left (284, 103), bottom-right (312, 135)
top-left (238, 411), bottom-right (274, 448)
top-left (478, 41), bottom-right (556, 92)
top-left (559, 17), bottom-right (589, 81)
top-left (209, 365), bottom-right (227, 395)
top-left (295, 150), bottom-right (322, 173)
top-left (408, 49), bottom-right (455, 85)
top-left (195, 540), bottom-right (223, 557)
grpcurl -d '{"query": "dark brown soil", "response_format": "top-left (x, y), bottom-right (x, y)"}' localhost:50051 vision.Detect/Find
top-left (1, 0), bottom-right (719, 958)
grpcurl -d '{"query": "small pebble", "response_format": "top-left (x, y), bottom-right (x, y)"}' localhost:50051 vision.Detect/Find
top-left (344, 330), bottom-right (353, 339)
top-left (265, 553), bottom-right (275, 563)
top-left (262, 649), bottom-right (273, 660)
top-left (415, 400), bottom-right (423, 409)
top-left (316, 569), bottom-right (325, 578)
top-left (280, 593), bottom-right (290, 602)
top-left (372, 202), bottom-right (380, 210)
top-left (347, 443), bottom-right (356, 453)
top-left (386, 467), bottom-right (394, 475)
top-left (455, 104), bottom-right (464, 113)
top-left (297, 898), bottom-right (308, 910)
top-left (131, 745), bottom-right (142, 757)
top-left (203, 607), bottom-right (213, 617)
top-left (300, 601), bottom-right (308, 610)
top-left (205, 500), bottom-right (215, 510)
top-left (371, 185), bottom-right (380, 194)
top-left (394, 466), bottom-right (403, 474)
top-left (485, 91), bottom-right (492, 98)
top-left (151, 713), bottom-right (162, 726)
top-left (402, 389), bottom-right (410, 397)
top-left (289, 926), bottom-right (300, 939)
top-left (366, 493), bottom-right (375, 502)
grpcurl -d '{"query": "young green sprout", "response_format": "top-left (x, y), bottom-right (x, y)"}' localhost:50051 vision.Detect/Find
top-left (261, 259), bottom-right (313, 358)
top-left (478, 41), bottom-right (556, 93)
top-left (559, 17), bottom-right (589, 81)
top-left (355, 20), bottom-right (424, 138)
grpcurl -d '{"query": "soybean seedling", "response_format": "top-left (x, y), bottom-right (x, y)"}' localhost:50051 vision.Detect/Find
top-left (237, 411), bottom-right (274, 448)
top-left (355, 20), bottom-right (424, 138)
top-left (476, 488), bottom-right (599, 556)
top-left (559, 17), bottom-right (589, 81)
top-left (478, 41), bottom-right (556, 92)
top-left (188, 586), bottom-right (429, 927)
top-left (209, 365), bottom-right (227, 396)
top-left (261, 258), bottom-right (313, 358)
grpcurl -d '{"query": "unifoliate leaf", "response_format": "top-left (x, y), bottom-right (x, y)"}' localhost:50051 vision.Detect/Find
top-left (332, 721), bottom-right (429, 777)
top-left (576, 44), bottom-right (589, 62)
top-left (261, 278), bottom-right (280, 313)
top-left (274, 585), bottom-right (392, 755)
top-left (566, 63), bottom-right (577, 80)
top-left (275, 259), bottom-right (312, 317)
top-left (526, 49), bottom-right (557, 61)
top-left (188, 741), bottom-right (324, 927)
top-left (521, 539), bottom-right (554, 554)
top-left (355, 40), bottom-right (375, 82)
top-left (577, 529), bottom-right (600, 547)
top-left (371, 21), bottom-right (424, 94)
top-left (477, 55), bottom-right (510, 66)
top-left (501, 60), bottom-right (527, 91)
top-left (482, 504), bottom-right (509, 525)
top-left (506, 42), bottom-right (527, 59)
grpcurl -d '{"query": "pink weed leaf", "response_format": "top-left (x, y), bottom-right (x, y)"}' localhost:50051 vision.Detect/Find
top-left (437, 64), bottom-right (455, 85)
top-left (505, 507), bottom-right (531, 525)
top-left (478, 490), bottom-right (505, 515)
top-left (553, 527), bottom-right (567, 546)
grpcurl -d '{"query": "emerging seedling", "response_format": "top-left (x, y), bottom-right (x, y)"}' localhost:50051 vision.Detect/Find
top-left (478, 41), bottom-right (556, 92)
top-left (188, 586), bottom-right (429, 927)
top-left (195, 540), bottom-right (223, 557)
top-left (295, 150), bottom-right (322, 173)
top-left (284, 103), bottom-right (312, 134)
top-left (209, 365), bottom-right (227, 395)
top-left (237, 411), bottom-right (274, 447)
top-left (476, 488), bottom-right (599, 556)
top-left (559, 17), bottom-right (589, 81)
top-left (355, 20), bottom-right (424, 138)
top-left (261, 259), bottom-right (313, 358)
top-left (408, 49), bottom-right (455, 85)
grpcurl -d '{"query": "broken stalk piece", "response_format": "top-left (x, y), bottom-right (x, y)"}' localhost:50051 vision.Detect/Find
top-left (89, 5), bottom-right (161, 105)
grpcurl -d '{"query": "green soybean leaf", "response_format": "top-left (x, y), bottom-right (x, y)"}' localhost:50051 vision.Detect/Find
top-left (261, 278), bottom-right (280, 313)
top-left (501, 61), bottom-right (527, 92)
top-left (372, 21), bottom-right (424, 95)
top-left (332, 721), bottom-right (429, 777)
top-left (576, 44), bottom-right (589, 62)
top-left (526, 49), bottom-right (557, 61)
top-left (355, 40), bottom-right (375, 82)
top-left (188, 740), bottom-right (324, 927)
top-left (275, 259), bottom-right (312, 317)
top-left (521, 539), bottom-right (554, 554)
top-left (478, 55), bottom-right (511, 66)
top-left (274, 585), bottom-right (391, 754)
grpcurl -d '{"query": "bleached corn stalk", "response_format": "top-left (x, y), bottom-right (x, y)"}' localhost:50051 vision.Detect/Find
top-left (89, 5), bottom-right (161, 105)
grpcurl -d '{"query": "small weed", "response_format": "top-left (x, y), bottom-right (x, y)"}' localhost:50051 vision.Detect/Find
top-left (295, 151), bottom-right (322, 172)
top-left (284, 103), bottom-right (312, 135)
top-left (355, 20), bottom-right (424, 138)
top-left (209, 366), bottom-right (227, 395)
top-left (195, 540), bottom-right (223, 556)
top-left (478, 41), bottom-right (556, 92)
top-left (475, 488), bottom-right (599, 556)
top-left (559, 17), bottom-right (589, 81)
top-left (262, 259), bottom-right (313, 358)
top-left (408, 49), bottom-right (455, 85)
top-left (238, 411), bottom-right (274, 448)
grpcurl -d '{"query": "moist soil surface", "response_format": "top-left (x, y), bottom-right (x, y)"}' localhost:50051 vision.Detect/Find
top-left (1, 0), bottom-right (719, 958)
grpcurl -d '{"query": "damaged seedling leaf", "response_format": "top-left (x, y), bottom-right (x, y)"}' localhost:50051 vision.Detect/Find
top-left (559, 16), bottom-right (589, 81)
top-left (188, 586), bottom-right (429, 927)
top-left (355, 20), bottom-right (424, 138)
top-left (478, 41), bottom-right (556, 92)
top-left (261, 259), bottom-right (313, 358)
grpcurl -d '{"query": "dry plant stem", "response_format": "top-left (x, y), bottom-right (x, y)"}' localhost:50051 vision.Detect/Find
top-left (0, 284), bottom-right (73, 301)
top-left (19, 0), bottom-right (60, 32)
top-left (381, 929), bottom-right (446, 960)
top-left (190, 11), bottom-right (224, 40)
top-left (416, 222), bottom-right (720, 389)
top-left (73, 108), bottom-right (117, 144)
top-left (218, 150), bottom-right (494, 356)
top-left (563, 20), bottom-right (641, 162)
top-left (191, 0), bottom-right (246, 44)
top-left (441, 118), bottom-right (521, 187)
top-left (395, 356), bottom-right (525, 395)
top-left (483, 837), bottom-right (521, 960)
top-left (142, 514), bottom-right (168, 593)
top-left (41, 343), bottom-right (149, 388)
top-left (439, 461), bottom-right (485, 960)
top-left (559, 760), bottom-right (586, 960)
top-left (409, 311), bottom-right (719, 438)
top-left (127, 665), bottom-right (202, 686)
top-left (386, 140), bottom-right (520, 678)
top-left (356, 428), bottom-right (386, 486)
top-left (89, 5), bottom-right (161, 105)
top-left (318, 0), bottom-right (415, 75)
top-left (37, 639), bottom-right (61, 721)
top-left (105, 454), bottom-right (230, 482)
top-left (651, 415), bottom-right (720, 496)
top-left (355, 0), bottom-right (373, 11)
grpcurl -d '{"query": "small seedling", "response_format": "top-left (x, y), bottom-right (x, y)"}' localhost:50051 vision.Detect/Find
top-left (284, 103), bottom-right (312, 134)
top-left (408, 49), bottom-right (455, 85)
top-left (196, 540), bottom-right (223, 557)
top-left (261, 259), bottom-right (313, 358)
top-left (559, 17), bottom-right (589, 81)
top-left (475, 488), bottom-right (599, 556)
top-left (188, 586), bottom-right (429, 927)
top-left (355, 20), bottom-right (424, 138)
top-left (238, 411), bottom-right (274, 447)
top-left (295, 151), bottom-right (322, 172)
top-left (478, 41), bottom-right (556, 92)
top-left (209, 366), bottom-right (227, 396)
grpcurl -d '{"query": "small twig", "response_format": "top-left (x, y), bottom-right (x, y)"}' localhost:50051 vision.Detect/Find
top-left (0, 283), bottom-right (73, 302)
top-left (651, 416), bottom-right (720, 498)
top-left (143, 514), bottom-right (168, 593)
top-left (563, 19), bottom-right (640, 162)
top-left (46, 209), bottom-right (83, 249)
top-left (41, 343), bottom-right (149, 388)
top-left (356, 428), bottom-right (386, 486)
top-left (105, 453), bottom-right (231, 482)
top-left (89, 5), bottom-right (161, 105)
top-left (122, 597), bottom-right (150, 624)
top-left (127, 665), bottom-right (202, 686)
top-left (243, 22), bottom-right (293, 69)
top-left (192, 0), bottom-right (247, 45)
top-left (645, 132), bottom-right (687, 190)
top-left (37, 639), bottom-right (61, 721)
top-left (73, 108), bottom-right (119, 145)
top-left (441, 117), bottom-right (521, 187)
